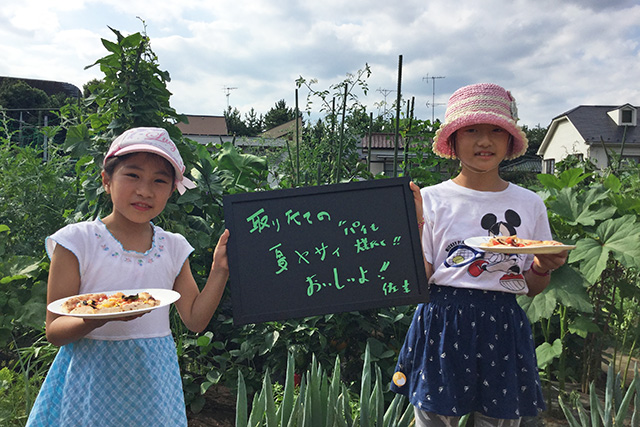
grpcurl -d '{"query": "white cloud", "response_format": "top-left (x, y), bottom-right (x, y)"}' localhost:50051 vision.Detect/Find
top-left (1, 0), bottom-right (640, 127)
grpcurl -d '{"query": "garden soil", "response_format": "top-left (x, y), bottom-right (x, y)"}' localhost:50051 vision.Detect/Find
top-left (187, 384), bottom-right (235, 427)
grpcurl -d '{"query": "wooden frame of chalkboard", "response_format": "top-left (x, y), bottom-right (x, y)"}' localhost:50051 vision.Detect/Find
top-left (223, 176), bottom-right (428, 325)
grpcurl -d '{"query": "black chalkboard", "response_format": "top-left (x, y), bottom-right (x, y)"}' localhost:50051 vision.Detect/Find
top-left (223, 176), bottom-right (428, 325)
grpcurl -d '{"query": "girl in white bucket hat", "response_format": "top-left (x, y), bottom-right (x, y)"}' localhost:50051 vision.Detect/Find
top-left (28, 127), bottom-right (229, 426)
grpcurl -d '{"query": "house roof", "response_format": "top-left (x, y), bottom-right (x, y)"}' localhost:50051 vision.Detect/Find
top-left (500, 156), bottom-right (542, 173)
top-left (361, 133), bottom-right (405, 149)
top-left (260, 118), bottom-right (302, 138)
top-left (553, 105), bottom-right (640, 144)
top-left (177, 115), bottom-right (228, 136)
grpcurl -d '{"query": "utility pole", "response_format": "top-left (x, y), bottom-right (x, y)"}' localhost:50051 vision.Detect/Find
top-left (223, 86), bottom-right (238, 109)
top-left (423, 74), bottom-right (445, 122)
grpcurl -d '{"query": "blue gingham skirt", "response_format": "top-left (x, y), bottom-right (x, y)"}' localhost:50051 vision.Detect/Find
top-left (390, 285), bottom-right (545, 419)
top-left (26, 336), bottom-right (187, 427)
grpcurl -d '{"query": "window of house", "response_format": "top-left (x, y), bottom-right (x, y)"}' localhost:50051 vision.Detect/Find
top-left (621, 109), bottom-right (633, 124)
top-left (543, 159), bottom-right (555, 174)
top-left (384, 160), bottom-right (401, 177)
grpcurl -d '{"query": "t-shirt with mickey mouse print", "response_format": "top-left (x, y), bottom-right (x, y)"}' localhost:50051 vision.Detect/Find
top-left (420, 179), bottom-right (552, 294)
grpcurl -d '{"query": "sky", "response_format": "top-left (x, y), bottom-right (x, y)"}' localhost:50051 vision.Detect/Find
top-left (2, 0), bottom-right (640, 129)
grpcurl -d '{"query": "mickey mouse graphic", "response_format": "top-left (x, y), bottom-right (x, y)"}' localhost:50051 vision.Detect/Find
top-left (445, 209), bottom-right (527, 292)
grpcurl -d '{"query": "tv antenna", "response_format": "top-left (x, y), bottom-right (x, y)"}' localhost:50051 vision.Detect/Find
top-left (423, 74), bottom-right (445, 122)
top-left (376, 87), bottom-right (395, 117)
top-left (223, 86), bottom-right (238, 109)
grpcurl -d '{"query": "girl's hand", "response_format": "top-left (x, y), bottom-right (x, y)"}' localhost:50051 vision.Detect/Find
top-left (526, 251), bottom-right (568, 297)
top-left (532, 251), bottom-right (568, 274)
top-left (409, 181), bottom-right (425, 228)
top-left (212, 229), bottom-right (230, 274)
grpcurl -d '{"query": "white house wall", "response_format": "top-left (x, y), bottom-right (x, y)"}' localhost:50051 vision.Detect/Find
top-left (543, 121), bottom-right (589, 163)
top-left (592, 142), bottom-right (640, 168)
top-left (588, 146), bottom-right (609, 169)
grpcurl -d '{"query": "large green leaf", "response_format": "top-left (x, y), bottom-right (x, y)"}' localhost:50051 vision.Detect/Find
top-left (597, 214), bottom-right (640, 268)
top-left (537, 169), bottom-right (590, 191)
top-left (15, 281), bottom-right (47, 329)
top-left (568, 315), bottom-right (601, 338)
top-left (570, 215), bottom-right (640, 282)
top-left (548, 186), bottom-right (616, 226)
top-left (537, 173), bottom-right (563, 191)
top-left (557, 168), bottom-right (591, 187)
top-left (536, 339), bottom-right (562, 369)
top-left (217, 141), bottom-right (268, 189)
top-left (569, 238), bottom-right (611, 284)
top-left (519, 264), bottom-right (590, 323)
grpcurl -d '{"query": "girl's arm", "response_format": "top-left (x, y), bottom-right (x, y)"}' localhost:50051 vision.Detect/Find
top-left (45, 246), bottom-right (111, 346)
top-left (410, 181), bottom-right (434, 280)
top-left (525, 251), bottom-right (568, 297)
top-left (173, 229), bottom-right (230, 333)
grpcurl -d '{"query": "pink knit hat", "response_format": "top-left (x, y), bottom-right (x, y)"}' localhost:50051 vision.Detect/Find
top-left (432, 83), bottom-right (528, 160)
top-left (104, 127), bottom-right (196, 194)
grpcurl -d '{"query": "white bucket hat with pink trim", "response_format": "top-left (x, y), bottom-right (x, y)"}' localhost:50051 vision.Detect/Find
top-left (432, 83), bottom-right (528, 160)
top-left (104, 127), bottom-right (196, 194)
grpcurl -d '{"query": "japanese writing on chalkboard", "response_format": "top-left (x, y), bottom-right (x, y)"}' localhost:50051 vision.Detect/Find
top-left (223, 176), bottom-right (428, 325)
top-left (245, 206), bottom-right (411, 298)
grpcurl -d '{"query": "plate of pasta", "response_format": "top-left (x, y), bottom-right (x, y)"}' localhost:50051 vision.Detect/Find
top-left (47, 289), bottom-right (180, 319)
top-left (465, 236), bottom-right (576, 254)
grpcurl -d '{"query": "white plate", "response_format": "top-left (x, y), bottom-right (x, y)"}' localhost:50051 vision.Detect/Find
top-left (47, 288), bottom-right (181, 319)
top-left (465, 236), bottom-right (576, 254)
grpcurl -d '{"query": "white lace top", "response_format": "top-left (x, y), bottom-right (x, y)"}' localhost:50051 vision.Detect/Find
top-left (46, 219), bottom-right (194, 340)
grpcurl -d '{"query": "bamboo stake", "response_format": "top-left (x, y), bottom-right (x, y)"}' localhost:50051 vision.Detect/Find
top-left (335, 84), bottom-right (348, 183)
top-left (367, 112), bottom-right (373, 174)
top-left (393, 55), bottom-right (403, 178)
top-left (295, 88), bottom-right (300, 185)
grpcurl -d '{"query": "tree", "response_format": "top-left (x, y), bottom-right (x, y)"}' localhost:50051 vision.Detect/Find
top-left (0, 80), bottom-right (49, 111)
top-left (0, 80), bottom-right (67, 146)
top-left (263, 99), bottom-right (296, 130)
top-left (522, 124), bottom-right (548, 156)
top-left (244, 108), bottom-right (264, 136)
top-left (224, 106), bottom-right (249, 136)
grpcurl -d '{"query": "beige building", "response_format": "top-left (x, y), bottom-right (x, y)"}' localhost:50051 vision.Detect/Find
top-left (537, 104), bottom-right (639, 173)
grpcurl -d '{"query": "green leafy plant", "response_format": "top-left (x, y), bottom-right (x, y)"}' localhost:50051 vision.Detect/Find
top-left (235, 343), bottom-right (415, 427)
top-left (0, 331), bottom-right (58, 427)
top-left (293, 65), bottom-right (373, 186)
top-left (558, 363), bottom-right (639, 427)
top-left (0, 225), bottom-right (49, 348)
top-left (83, 22), bottom-right (187, 138)
top-left (522, 166), bottom-right (640, 395)
top-left (0, 367), bottom-right (30, 426)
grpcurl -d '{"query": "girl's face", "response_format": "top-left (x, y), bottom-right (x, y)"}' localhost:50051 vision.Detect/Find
top-left (453, 124), bottom-right (511, 173)
top-left (102, 153), bottom-right (174, 225)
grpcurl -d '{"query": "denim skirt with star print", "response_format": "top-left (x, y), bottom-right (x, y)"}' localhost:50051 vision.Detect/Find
top-left (390, 285), bottom-right (545, 419)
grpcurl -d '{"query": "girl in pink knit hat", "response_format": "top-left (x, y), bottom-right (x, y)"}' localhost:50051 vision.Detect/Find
top-left (391, 84), bottom-right (568, 426)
